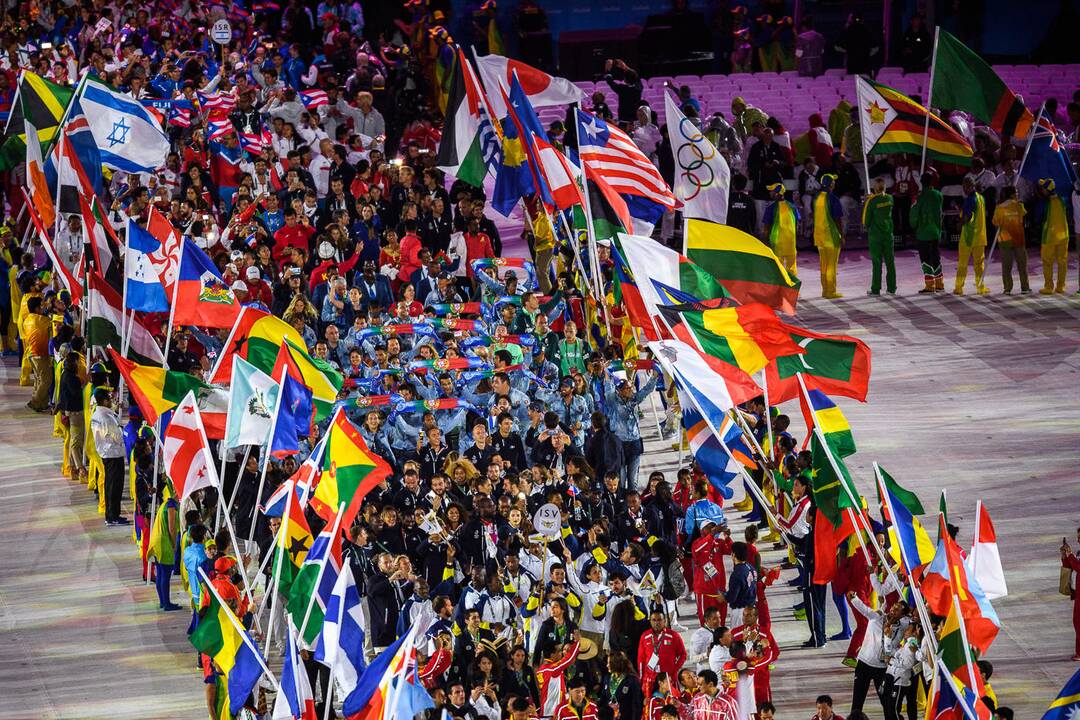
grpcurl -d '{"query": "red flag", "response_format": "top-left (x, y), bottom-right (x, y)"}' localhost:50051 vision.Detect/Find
top-left (162, 391), bottom-right (218, 501)
top-left (146, 205), bottom-right (183, 297)
top-left (173, 238), bottom-right (241, 328)
top-left (812, 508), bottom-right (857, 584)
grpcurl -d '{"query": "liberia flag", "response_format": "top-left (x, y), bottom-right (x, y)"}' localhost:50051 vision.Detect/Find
top-left (162, 391), bottom-right (218, 501)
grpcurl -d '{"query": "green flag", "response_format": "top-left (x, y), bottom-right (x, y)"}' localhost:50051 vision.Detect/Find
top-left (809, 432), bottom-right (861, 527)
top-left (876, 466), bottom-right (925, 515)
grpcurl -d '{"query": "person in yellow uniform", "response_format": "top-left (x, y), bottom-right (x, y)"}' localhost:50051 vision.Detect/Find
top-left (813, 173), bottom-right (845, 298)
top-left (57, 336), bottom-right (88, 483)
top-left (862, 178), bottom-right (896, 295)
top-left (1035, 178), bottom-right (1070, 294)
top-left (762, 182), bottom-right (799, 276)
top-left (21, 295), bottom-right (53, 412)
top-left (954, 177), bottom-right (989, 295)
top-left (991, 185), bottom-right (1030, 294)
top-left (16, 270), bottom-right (44, 386)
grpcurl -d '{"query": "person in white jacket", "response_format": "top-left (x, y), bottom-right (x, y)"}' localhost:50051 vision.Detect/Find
top-left (847, 591), bottom-right (911, 717)
top-left (881, 621), bottom-right (922, 720)
top-left (689, 606), bottom-right (722, 670)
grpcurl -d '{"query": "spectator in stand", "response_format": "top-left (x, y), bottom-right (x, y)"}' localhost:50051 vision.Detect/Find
top-left (604, 59), bottom-right (643, 124)
top-left (796, 17), bottom-right (826, 77)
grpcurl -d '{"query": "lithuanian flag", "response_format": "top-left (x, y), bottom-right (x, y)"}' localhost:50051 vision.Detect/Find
top-left (109, 349), bottom-right (228, 438)
top-left (657, 302), bottom-right (804, 376)
top-left (855, 76), bottom-right (972, 165)
top-left (189, 575), bottom-right (266, 718)
top-left (310, 409), bottom-right (393, 527)
top-left (210, 307), bottom-right (342, 419)
top-left (800, 389), bottom-right (856, 457)
top-left (684, 219), bottom-right (800, 315)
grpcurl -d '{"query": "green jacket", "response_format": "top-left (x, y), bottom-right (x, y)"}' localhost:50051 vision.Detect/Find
top-left (909, 189), bottom-right (943, 242)
top-left (862, 193), bottom-right (894, 239)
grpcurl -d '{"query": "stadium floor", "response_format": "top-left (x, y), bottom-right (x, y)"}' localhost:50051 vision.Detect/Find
top-left (0, 248), bottom-right (1078, 719)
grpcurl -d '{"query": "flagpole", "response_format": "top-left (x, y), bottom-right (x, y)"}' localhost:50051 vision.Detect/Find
top-left (951, 591), bottom-right (982, 694)
top-left (196, 567), bottom-right (280, 693)
top-left (263, 478), bottom-right (292, 657)
top-left (223, 445), bottom-right (253, 534)
top-left (322, 568), bottom-right (347, 720)
top-left (297, 501), bottom-right (347, 643)
top-left (117, 218), bottom-right (131, 413)
top-left (989, 101), bottom-right (1045, 264)
top-left (249, 365), bottom-right (288, 552)
top-left (572, 106), bottom-right (608, 309)
top-left (918, 26), bottom-right (940, 176)
top-left (936, 657), bottom-right (980, 720)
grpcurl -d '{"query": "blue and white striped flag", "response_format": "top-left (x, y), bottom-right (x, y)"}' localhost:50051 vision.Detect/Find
top-left (124, 218), bottom-right (169, 312)
top-left (80, 76), bottom-right (169, 173)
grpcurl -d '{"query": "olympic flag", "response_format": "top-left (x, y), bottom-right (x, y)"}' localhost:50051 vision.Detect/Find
top-left (664, 92), bottom-right (730, 225)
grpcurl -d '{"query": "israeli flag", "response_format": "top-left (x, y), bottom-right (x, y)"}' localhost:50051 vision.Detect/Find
top-left (79, 76), bottom-right (169, 173)
top-left (125, 218), bottom-right (170, 312)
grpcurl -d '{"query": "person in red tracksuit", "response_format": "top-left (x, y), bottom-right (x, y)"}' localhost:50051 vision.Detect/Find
top-left (638, 610), bottom-right (688, 696)
top-left (1061, 531), bottom-right (1080, 659)
top-left (553, 677), bottom-right (599, 720)
top-left (730, 607), bottom-right (778, 706)
top-left (835, 537), bottom-right (871, 666)
top-left (692, 521), bottom-right (733, 625)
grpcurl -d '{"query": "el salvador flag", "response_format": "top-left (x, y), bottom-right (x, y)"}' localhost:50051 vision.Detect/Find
top-left (80, 76), bottom-right (170, 173)
top-left (125, 219), bottom-right (170, 311)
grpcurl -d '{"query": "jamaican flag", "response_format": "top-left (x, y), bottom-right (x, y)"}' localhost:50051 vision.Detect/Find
top-left (0, 71), bottom-right (75, 170)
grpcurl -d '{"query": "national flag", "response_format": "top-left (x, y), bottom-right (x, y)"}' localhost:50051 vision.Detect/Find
top-left (474, 53), bottom-right (584, 120)
top-left (436, 47), bottom-right (501, 186)
top-left (298, 89), bottom-right (329, 109)
top-left (684, 219), bottom-right (801, 315)
top-left (269, 337), bottom-right (343, 420)
top-left (765, 324), bottom-right (872, 403)
top-left (174, 237), bottom-right (241, 328)
top-left (529, 132), bottom-right (584, 211)
top-left (856, 76), bottom-right (973, 165)
top-left (273, 622), bottom-right (318, 720)
top-left (0, 71), bottom-right (74, 170)
top-left (576, 108), bottom-right (676, 212)
top-left (813, 508), bottom-right (859, 585)
top-left (342, 628), bottom-right (418, 718)
top-left (80, 75), bottom-right (170, 172)
top-left (239, 127), bottom-right (272, 155)
top-left (491, 92), bottom-right (535, 217)
top-left (1020, 115), bottom-right (1077, 198)
top-left (929, 657), bottom-right (990, 720)
top-left (87, 273), bottom-right (166, 366)
top-left (799, 389), bottom-right (856, 457)
top-left (876, 465), bottom-right (934, 575)
top-left (650, 338), bottom-right (762, 426)
top-left (315, 568), bottom-right (368, 699)
top-left (920, 514), bottom-right (1001, 654)
top-left (145, 205), bottom-right (183, 298)
top-left (209, 138), bottom-right (244, 189)
top-left (681, 395), bottom-right (740, 498)
top-left (664, 91), bottom-right (730, 224)
top-left (168, 103), bottom-right (193, 128)
top-left (46, 108), bottom-right (105, 214)
top-left (109, 350), bottom-right (229, 437)
top-left (189, 570), bottom-right (266, 718)
top-left (965, 501), bottom-right (1007, 601)
top-left (80, 194), bottom-right (123, 291)
top-left (225, 356), bottom-right (280, 448)
top-left (124, 218), bottom-right (170, 312)
top-left (937, 595), bottom-right (992, 717)
top-left (288, 523), bottom-right (344, 646)
top-left (273, 483), bottom-right (314, 597)
top-left (161, 391), bottom-right (219, 501)
top-left (392, 673), bottom-right (436, 719)
top-left (24, 118), bottom-right (56, 229)
top-left (1041, 667), bottom-right (1080, 720)
top-left (657, 302), bottom-right (804, 376)
top-left (197, 90), bottom-right (238, 116)
top-left (206, 118), bottom-right (233, 141)
top-left (269, 372), bottom-right (315, 458)
top-left (930, 28), bottom-right (1034, 140)
top-left (22, 190), bottom-right (81, 304)
top-left (582, 171), bottom-right (633, 241)
top-left (807, 430), bottom-right (861, 528)
top-left (309, 409), bottom-right (393, 528)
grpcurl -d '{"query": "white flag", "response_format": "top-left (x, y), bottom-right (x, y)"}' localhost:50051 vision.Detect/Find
top-left (80, 76), bottom-right (169, 173)
top-left (664, 91), bottom-right (730, 224)
top-left (162, 391), bottom-right (218, 501)
top-left (224, 356), bottom-right (279, 448)
top-left (475, 53), bottom-right (584, 119)
top-left (966, 501), bottom-right (1008, 600)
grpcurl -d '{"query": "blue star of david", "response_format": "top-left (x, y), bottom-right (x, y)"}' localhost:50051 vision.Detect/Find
top-left (106, 118), bottom-right (130, 147)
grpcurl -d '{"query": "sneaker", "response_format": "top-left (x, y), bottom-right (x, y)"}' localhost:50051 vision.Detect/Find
top-left (866, 290), bottom-right (880, 296)
top-left (1021, 288), bottom-right (1032, 294)
top-left (793, 609), bottom-right (807, 620)
top-left (829, 631), bottom-right (852, 641)
top-left (1040, 287), bottom-right (1055, 295)
top-left (163, 603), bottom-right (183, 612)
top-left (1072, 654), bottom-right (1080, 661)
top-left (917, 287), bottom-right (935, 294)
top-left (105, 520), bottom-right (117, 527)
top-left (842, 657), bottom-right (858, 668)
top-left (112, 517), bottom-right (130, 525)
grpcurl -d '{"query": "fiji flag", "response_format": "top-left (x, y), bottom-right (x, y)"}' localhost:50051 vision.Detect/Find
top-left (1042, 667), bottom-right (1080, 720)
top-left (125, 218), bottom-right (170, 311)
top-left (270, 373), bottom-right (314, 458)
top-left (174, 238), bottom-right (241, 327)
top-left (1021, 116), bottom-right (1077, 198)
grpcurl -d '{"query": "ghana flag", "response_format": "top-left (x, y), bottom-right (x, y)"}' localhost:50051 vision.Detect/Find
top-left (273, 482), bottom-right (314, 597)
top-left (189, 571), bottom-right (266, 717)
top-left (310, 408), bottom-right (393, 528)
top-left (765, 323), bottom-right (872, 403)
top-left (930, 29), bottom-right (1034, 141)
top-left (855, 76), bottom-right (972, 165)
top-left (657, 302), bottom-right (803, 376)
top-left (684, 219), bottom-right (800, 315)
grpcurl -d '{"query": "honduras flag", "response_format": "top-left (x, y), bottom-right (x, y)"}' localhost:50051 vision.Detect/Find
top-left (315, 569), bottom-right (368, 699)
top-left (79, 76), bottom-right (170, 173)
top-left (125, 218), bottom-right (170, 311)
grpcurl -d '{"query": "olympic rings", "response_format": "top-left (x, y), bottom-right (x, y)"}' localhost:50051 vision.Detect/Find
top-left (675, 117), bottom-right (718, 199)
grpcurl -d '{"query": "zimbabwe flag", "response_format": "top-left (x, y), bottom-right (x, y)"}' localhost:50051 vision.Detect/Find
top-left (855, 76), bottom-right (972, 165)
top-left (657, 302), bottom-right (803, 376)
top-left (765, 324), bottom-right (872, 403)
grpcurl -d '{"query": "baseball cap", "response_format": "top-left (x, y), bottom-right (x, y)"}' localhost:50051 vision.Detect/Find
top-left (231, 280), bottom-right (248, 292)
top-left (245, 266), bottom-right (261, 280)
top-left (230, 250), bottom-right (243, 261)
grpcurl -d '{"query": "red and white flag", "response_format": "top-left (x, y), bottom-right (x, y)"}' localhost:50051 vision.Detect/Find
top-left (162, 391), bottom-right (219, 501)
top-left (529, 134), bottom-right (584, 211)
top-left (475, 53), bottom-right (584, 119)
top-left (577, 108), bottom-right (676, 210)
top-left (966, 501), bottom-right (1007, 600)
top-left (299, 89), bottom-right (329, 109)
top-left (146, 204), bottom-right (183, 297)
